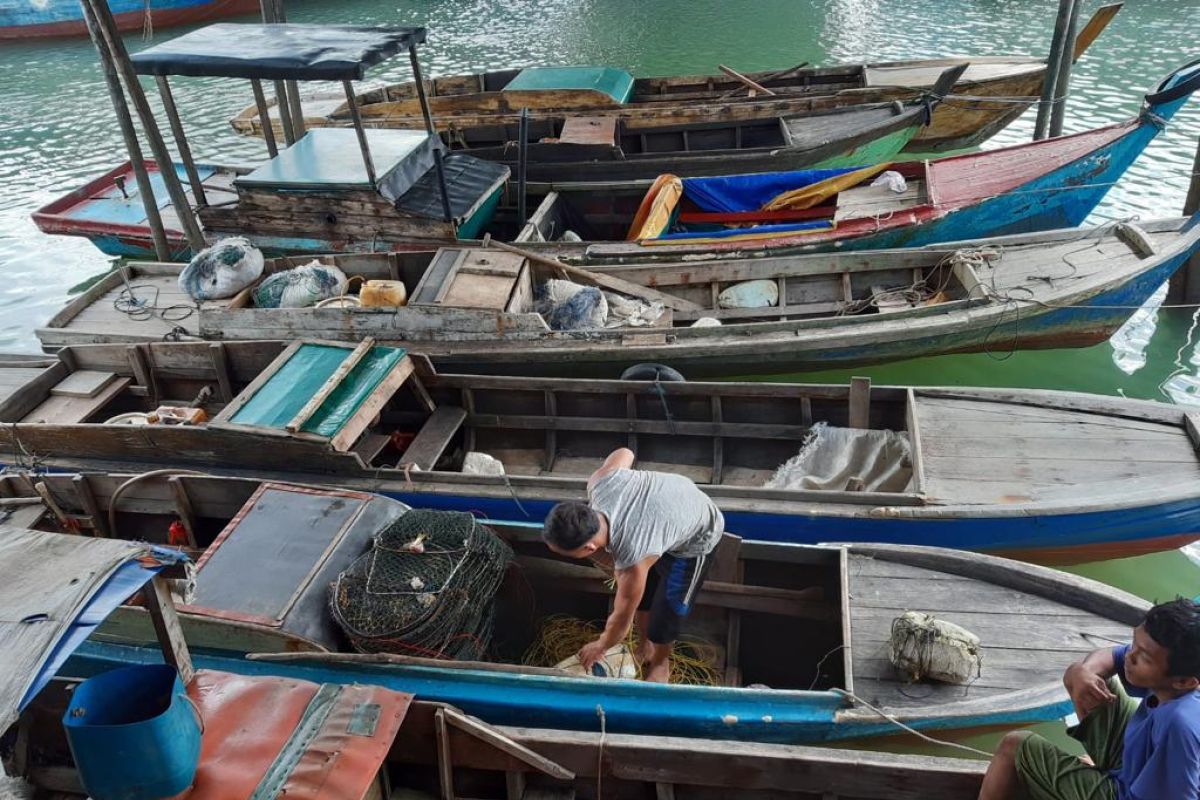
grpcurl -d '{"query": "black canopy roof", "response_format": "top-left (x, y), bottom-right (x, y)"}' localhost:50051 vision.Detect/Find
top-left (130, 23), bottom-right (426, 81)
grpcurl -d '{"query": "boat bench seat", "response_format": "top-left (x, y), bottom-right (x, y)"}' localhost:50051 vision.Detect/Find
top-left (400, 405), bottom-right (467, 470)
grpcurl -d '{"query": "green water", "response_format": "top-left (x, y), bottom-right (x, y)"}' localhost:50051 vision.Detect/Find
top-left (2, 0), bottom-right (1200, 762)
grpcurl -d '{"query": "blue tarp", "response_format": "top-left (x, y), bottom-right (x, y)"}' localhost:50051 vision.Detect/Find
top-left (680, 167), bottom-right (862, 213)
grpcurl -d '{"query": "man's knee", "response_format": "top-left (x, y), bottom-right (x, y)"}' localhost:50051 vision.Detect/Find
top-left (997, 730), bottom-right (1033, 762)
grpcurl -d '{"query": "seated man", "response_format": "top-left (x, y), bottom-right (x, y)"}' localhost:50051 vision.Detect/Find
top-left (541, 447), bottom-right (724, 683)
top-left (978, 598), bottom-right (1200, 800)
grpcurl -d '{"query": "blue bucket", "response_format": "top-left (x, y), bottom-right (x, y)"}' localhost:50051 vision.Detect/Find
top-left (63, 665), bottom-right (201, 800)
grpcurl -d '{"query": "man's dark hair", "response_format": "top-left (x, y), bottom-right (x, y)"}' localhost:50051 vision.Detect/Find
top-left (543, 502), bottom-right (600, 551)
top-left (1144, 598), bottom-right (1200, 679)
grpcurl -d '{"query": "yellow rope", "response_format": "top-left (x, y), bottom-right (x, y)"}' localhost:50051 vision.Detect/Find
top-left (522, 614), bottom-right (722, 686)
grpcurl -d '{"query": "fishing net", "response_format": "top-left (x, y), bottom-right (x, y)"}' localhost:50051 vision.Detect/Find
top-left (329, 509), bottom-right (513, 660)
top-left (888, 611), bottom-right (982, 685)
top-left (523, 614), bottom-right (722, 685)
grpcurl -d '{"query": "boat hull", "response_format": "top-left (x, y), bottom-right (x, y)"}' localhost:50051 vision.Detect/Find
top-left (0, 0), bottom-right (258, 40)
top-left (65, 639), bottom-right (1073, 744)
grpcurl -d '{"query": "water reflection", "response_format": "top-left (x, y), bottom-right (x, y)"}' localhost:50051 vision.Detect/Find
top-left (1109, 281), bottom-right (1165, 375)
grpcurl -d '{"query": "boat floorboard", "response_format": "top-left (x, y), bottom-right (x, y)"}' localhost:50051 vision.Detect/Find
top-left (58, 274), bottom-right (202, 340)
top-left (914, 396), bottom-right (1199, 504)
top-left (847, 554), bottom-right (1128, 709)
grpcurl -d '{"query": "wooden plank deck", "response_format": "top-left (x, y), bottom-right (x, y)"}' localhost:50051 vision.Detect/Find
top-left (913, 395), bottom-right (1200, 504)
top-left (56, 273), bottom-right (201, 342)
top-left (846, 553), bottom-right (1129, 709)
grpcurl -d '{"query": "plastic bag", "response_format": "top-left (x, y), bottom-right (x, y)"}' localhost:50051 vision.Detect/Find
top-left (178, 236), bottom-right (264, 301)
top-left (718, 279), bottom-right (779, 309)
top-left (555, 644), bottom-right (639, 679)
top-left (252, 261), bottom-right (348, 309)
top-left (888, 611), bottom-right (981, 684)
top-left (870, 170), bottom-right (908, 194)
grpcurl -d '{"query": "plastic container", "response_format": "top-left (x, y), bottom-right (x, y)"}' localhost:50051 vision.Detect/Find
top-left (63, 665), bottom-right (201, 800)
top-left (360, 280), bottom-right (408, 307)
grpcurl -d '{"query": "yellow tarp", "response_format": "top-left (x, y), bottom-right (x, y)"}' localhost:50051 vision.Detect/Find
top-left (627, 174), bottom-right (684, 240)
top-left (762, 162), bottom-right (892, 212)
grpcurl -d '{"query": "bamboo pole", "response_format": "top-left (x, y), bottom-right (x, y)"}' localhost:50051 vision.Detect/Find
top-left (251, 79), bottom-right (279, 157)
top-left (265, 0), bottom-right (304, 141)
top-left (154, 76), bottom-right (207, 208)
top-left (80, 0), bottom-right (170, 261)
top-left (1048, 0), bottom-right (1082, 137)
top-left (1033, 0), bottom-right (1076, 141)
top-left (343, 80), bottom-right (377, 186)
top-left (409, 44), bottom-right (453, 223)
top-left (83, 0), bottom-right (205, 253)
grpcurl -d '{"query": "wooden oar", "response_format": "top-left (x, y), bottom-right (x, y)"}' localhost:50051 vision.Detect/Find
top-left (480, 236), bottom-right (702, 312)
top-left (1073, 3), bottom-right (1122, 62)
top-left (717, 64), bottom-right (777, 97)
top-left (716, 61), bottom-right (809, 99)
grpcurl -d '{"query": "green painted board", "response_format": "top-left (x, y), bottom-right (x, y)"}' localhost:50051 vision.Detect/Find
top-left (230, 343), bottom-right (406, 438)
top-left (236, 128), bottom-right (435, 191)
top-left (503, 66), bottom-right (635, 105)
top-left (806, 124), bottom-right (920, 170)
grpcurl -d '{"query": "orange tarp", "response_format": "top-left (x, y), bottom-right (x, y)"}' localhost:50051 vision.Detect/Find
top-left (173, 670), bottom-right (412, 800)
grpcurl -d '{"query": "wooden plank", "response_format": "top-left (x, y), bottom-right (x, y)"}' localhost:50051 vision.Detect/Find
top-left (73, 474), bottom-right (108, 537)
top-left (210, 340), bottom-right (306, 426)
top-left (435, 708), bottom-right (454, 800)
top-left (20, 377), bottom-right (131, 424)
top-left (544, 391), bottom-right (558, 473)
top-left (839, 548), bottom-right (854, 697)
top-left (352, 432), bottom-right (392, 465)
top-left (329, 356), bottom-right (416, 453)
top-left (848, 377), bottom-right (870, 429)
top-left (208, 342), bottom-right (234, 402)
top-left (711, 396), bottom-right (724, 484)
top-left (144, 575), bottom-right (194, 684)
top-left (442, 707), bottom-right (575, 780)
top-left (49, 370), bottom-right (117, 398)
top-left (468, 412), bottom-right (812, 441)
top-left (482, 238), bottom-right (703, 312)
top-left (905, 389), bottom-right (926, 495)
top-left (286, 337), bottom-right (376, 433)
top-left (402, 406), bottom-right (468, 470)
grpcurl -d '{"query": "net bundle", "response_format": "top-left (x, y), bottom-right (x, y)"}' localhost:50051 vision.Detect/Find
top-left (329, 509), bottom-right (513, 660)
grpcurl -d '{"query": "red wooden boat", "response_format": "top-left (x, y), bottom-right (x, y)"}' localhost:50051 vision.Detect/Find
top-left (0, 0), bottom-right (259, 41)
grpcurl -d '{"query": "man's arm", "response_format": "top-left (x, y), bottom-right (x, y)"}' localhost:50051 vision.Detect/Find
top-left (577, 556), bottom-right (652, 669)
top-left (1063, 647), bottom-right (1118, 718)
top-left (587, 447), bottom-right (635, 491)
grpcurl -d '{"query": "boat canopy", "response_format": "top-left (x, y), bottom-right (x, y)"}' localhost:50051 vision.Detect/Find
top-left (0, 526), bottom-right (183, 732)
top-left (129, 23), bottom-right (425, 80)
top-left (503, 66), bottom-right (636, 104)
top-left (237, 128), bottom-right (439, 199)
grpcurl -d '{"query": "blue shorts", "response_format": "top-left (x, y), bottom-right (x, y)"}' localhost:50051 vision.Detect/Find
top-left (636, 553), bottom-right (711, 644)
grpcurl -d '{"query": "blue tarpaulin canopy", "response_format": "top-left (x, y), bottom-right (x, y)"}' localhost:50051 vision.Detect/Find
top-left (0, 526), bottom-right (184, 732)
top-left (130, 23), bottom-right (425, 81)
top-left (680, 167), bottom-right (861, 213)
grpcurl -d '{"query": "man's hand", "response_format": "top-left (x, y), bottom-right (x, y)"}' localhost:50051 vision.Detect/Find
top-left (578, 639), bottom-right (609, 672)
top-left (1065, 661), bottom-right (1116, 717)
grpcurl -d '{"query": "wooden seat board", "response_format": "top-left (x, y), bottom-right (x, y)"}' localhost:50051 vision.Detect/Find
top-left (20, 377), bottom-right (132, 425)
top-left (846, 554), bottom-right (1125, 709)
top-left (401, 406), bottom-right (468, 470)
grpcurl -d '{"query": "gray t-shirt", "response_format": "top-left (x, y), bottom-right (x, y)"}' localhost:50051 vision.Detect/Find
top-left (589, 469), bottom-right (724, 570)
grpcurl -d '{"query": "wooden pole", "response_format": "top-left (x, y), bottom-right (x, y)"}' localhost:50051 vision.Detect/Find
top-left (84, 0), bottom-right (205, 253)
top-left (517, 107), bottom-right (529, 228)
top-left (263, 0), bottom-right (305, 141)
top-left (343, 80), bottom-right (377, 186)
top-left (252, 79), bottom-right (279, 157)
top-left (409, 44), bottom-right (454, 224)
top-left (1048, 0), bottom-right (1082, 137)
top-left (154, 76), bottom-right (207, 208)
top-left (1169, 139), bottom-right (1200, 304)
top-left (1033, 0), bottom-right (1075, 140)
top-left (273, 82), bottom-right (296, 146)
top-left (79, 0), bottom-right (171, 261)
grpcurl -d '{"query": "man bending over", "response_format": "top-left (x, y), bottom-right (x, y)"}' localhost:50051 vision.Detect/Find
top-left (978, 597), bottom-right (1200, 799)
top-left (541, 447), bottom-right (724, 682)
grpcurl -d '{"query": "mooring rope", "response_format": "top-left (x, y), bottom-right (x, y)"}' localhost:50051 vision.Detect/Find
top-left (831, 688), bottom-right (993, 758)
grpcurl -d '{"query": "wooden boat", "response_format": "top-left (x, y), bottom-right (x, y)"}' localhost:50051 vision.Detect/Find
top-left (2, 525), bottom-right (991, 798)
top-left (31, 24), bottom-right (512, 261)
top-left (2, 340), bottom-right (1199, 564)
top-left (32, 217), bottom-right (1200, 377)
top-left (527, 58), bottom-right (1200, 263)
top-left (392, 73), bottom-right (966, 184)
top-left (30, 27), bottom-right (957, 261)
top-left (0, 0), bottom-right (257, 40)
top-left (228, 4), bottom-right (1122, 155)
top-left (1, 476), bottom-right (1147, 744)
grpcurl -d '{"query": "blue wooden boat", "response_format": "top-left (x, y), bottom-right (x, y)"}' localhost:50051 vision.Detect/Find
top-left (2, 343), bottom-right (1200, 565)
top-left (528, 58), bottom-right (1200, 263)
top-left (0, 0), bottom-right (257, 40)
top-left (2, 525), bottom-right (994, 800)
top-left (1, 477), bottom-right (1144, 745)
